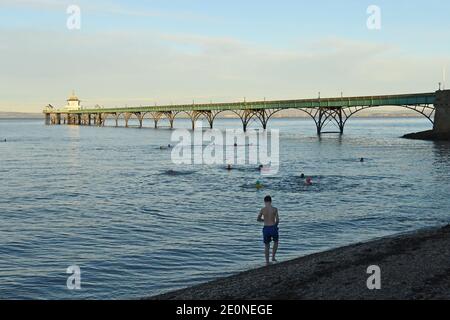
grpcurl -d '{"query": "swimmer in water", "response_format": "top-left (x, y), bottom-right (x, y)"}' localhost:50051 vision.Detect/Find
top-left (234, 143), bottom-right (238, 147)
top-left (360, 158), bottom-right (364, 162)
top-left (305, 177), bottom-right (313, 186)
top-left (259, 165), bottom-right (264, 171)
top-left (227, 164), bottom-right (232, 171)
top-left (300, 173), bottom-right (305, 179)
top-left (256, 180), bottom-right (264, 189)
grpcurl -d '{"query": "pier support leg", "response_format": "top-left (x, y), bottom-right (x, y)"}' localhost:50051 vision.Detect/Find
top-left (165, 111), bottom-right (177, 129)
top-left (200, 111), bottom-right (214, 129)
top-left (45, 113), bottom-right (51, 125)
top-left (337, 109), bottom-right (344, 134)
top-left (136, 113), bottom-right (144, 128)
top-left (186, 111), bottom-right (200, 130)
top-left (185, 110), bottom-right (219, 130)
top-left (233, 110), bottom-right (255, 133)
top-left (124, 113), bottom-right (131, 128)
top-left (255, 109), bottom-right (278, 130)
top-left (312, 107), bottom-right (346, 135)
top-left (205, 113), bottom-right (214, 129)
top-left (316, 108), bottom-right (325, 135)
top-left (259, 111), bottom-right (268, 130)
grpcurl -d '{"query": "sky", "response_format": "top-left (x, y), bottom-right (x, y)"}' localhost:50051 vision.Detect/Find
top-left (0, 0), bottom-right (449, 112)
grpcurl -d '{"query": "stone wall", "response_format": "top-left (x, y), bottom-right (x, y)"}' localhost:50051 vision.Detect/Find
top-left (434, 90), bottom-right (450, 134)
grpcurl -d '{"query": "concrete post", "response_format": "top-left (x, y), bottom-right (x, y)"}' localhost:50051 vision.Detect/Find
top-left (433, 90), bottom-right (450, 134)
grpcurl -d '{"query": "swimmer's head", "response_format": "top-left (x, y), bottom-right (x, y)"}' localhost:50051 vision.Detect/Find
top-left (264, 195), bottom-right (272, 204)
top-left (300, 173), bottom-right (305, 178)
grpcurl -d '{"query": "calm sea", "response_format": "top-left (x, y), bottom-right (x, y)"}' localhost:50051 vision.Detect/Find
top-left (1, 117), bottom-right (449, 299)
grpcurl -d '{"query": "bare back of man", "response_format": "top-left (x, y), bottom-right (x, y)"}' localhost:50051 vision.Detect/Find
top-left (259, 206), bottom-right (278, 227)
top-left (257, 196), bottom-right (280, 265)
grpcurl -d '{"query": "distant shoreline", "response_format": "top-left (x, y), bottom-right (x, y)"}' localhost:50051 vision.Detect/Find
top-left (149, 224), bottom-right (450, 300)
top-left (0, 113), bottom-right (42, 120)
top-left (0, 117), bottom-right (42, 120)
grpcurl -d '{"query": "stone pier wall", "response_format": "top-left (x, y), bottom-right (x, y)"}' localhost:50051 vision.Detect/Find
top-left (433, 90), bottom-right (450, 134)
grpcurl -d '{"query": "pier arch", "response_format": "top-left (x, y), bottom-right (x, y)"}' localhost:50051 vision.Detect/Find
top-left (339, 104), bottom-right (435, 130)
top-left (184, 110), bottom-right (224, 130)
top-left (142, 111), bottom-right (180, 129)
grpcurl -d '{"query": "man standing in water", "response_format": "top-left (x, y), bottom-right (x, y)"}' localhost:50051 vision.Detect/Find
top-left (257, 196), bottom-right (279, 265)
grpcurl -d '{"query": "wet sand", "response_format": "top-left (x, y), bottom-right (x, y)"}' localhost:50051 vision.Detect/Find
top-left (149, 225), bottom-right (450, 300)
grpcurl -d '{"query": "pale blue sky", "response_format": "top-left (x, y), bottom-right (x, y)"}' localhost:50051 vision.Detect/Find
top-left (0, 0), bottom-right (449, 111)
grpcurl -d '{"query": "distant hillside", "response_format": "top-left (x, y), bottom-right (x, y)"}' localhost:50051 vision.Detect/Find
top-left (0, 112), bottom-right (42, 119)
top-left (220, 108), bottom-right (423, 118)
top-left (0, 108), bottom-right (423, 120)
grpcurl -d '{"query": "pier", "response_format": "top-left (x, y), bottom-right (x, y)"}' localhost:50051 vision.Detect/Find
top-left (44, 90), bottom-right (450, 135)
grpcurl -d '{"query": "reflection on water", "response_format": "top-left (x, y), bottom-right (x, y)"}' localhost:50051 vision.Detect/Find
top-left (0, 117), bottom-right (449, 299)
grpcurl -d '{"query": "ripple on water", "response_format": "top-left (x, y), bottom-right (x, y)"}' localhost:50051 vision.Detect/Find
top-left (0, 118), bottom-right (449, 299)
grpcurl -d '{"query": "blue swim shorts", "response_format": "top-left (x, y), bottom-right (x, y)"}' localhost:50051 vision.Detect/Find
top-left (263, 225), bottom-right (279, 244)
